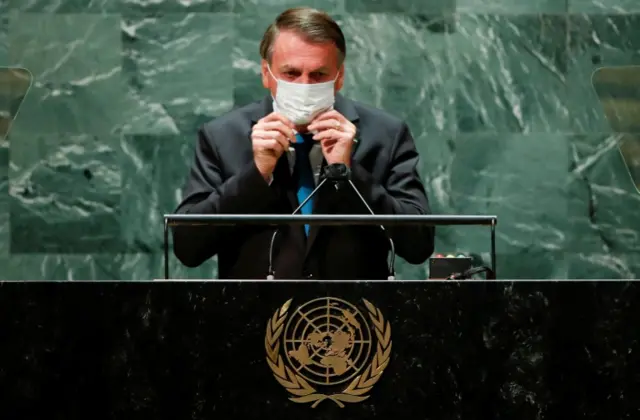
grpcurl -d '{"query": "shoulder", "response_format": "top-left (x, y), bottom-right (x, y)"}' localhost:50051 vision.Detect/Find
top-left (353, 100), bottom-right (404, 125)
top-left (343, 97), bottom-right (409, 144)
top-left (348, 98), bottom-right (407, 135)
top-left (201, 100), bottom-right (262, 135)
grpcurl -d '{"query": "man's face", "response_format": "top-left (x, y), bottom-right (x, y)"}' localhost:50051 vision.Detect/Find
top-left (261, 30), bottom-right (344, 95)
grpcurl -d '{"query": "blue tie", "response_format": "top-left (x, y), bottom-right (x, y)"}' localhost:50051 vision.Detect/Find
top-left (293, 133), bottom-right (315, 235)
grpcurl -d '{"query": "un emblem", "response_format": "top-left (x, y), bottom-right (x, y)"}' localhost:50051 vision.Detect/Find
top-left (265, 297), bottom-right (392, 408)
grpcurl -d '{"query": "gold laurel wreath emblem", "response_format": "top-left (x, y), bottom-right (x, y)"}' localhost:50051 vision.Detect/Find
top-left (265, 298), bottom-right (392, 408)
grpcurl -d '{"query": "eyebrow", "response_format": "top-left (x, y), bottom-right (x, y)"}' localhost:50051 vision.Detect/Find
top-left (280, 65), bottom-right (330, 73)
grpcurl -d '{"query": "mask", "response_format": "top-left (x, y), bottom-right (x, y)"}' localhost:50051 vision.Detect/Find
top-left (269, 65), bottom-right (337, 125)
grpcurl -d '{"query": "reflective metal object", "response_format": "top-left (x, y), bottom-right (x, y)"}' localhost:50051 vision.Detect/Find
top-left (0, 67), bottom-right (32, 141)
top-left (592, 66), bottom-right (640, 193)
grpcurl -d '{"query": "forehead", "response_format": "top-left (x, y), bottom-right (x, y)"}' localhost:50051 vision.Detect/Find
top-left (271, 30), bottom-right (339, 70)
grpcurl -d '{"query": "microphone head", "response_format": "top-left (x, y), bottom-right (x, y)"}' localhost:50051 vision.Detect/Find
top-left (323, 163), bottom-right (350, 181)
top-left (266, 274), bottom-right (274, 280)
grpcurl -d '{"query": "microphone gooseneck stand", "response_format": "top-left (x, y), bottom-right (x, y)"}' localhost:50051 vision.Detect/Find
top-left (266, 177), bottom-right (328, 280)
top-left (267, 163), bottom-right (396, 280)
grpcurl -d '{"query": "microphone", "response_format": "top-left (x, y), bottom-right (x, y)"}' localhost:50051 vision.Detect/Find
top-left (267, 163), bottom-right (396, 280)
top-left (446, 265), bottom-right (495, 280)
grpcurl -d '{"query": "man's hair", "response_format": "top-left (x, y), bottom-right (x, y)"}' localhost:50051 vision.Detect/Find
top-left (259, 7), bottom-right (346, 65)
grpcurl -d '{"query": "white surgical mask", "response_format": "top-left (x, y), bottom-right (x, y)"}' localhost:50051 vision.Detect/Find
top-left (269, 65), bottom-right (337, 125)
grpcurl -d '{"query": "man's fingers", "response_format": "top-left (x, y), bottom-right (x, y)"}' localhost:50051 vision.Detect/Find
top-left (309, 118), bottom-right (355, 135)
top-left (310, 110), bottom-right (342, 122)
top-left (253, 129), bottom-right (289, 149)
top-left (320, 138), bottom-right (338, 147)
top-left (253, 138), bottom-right (286, 154)
top-left (308, 119), bottom-right (341, 132)
top-left (252, 130), bottom-right (288, 150)
top-left (312, 128), bottom-right (345, 140)
top-left (254, 121), bottom-right (296, 141)
top-left (260, 112), bottom-right (295, 129)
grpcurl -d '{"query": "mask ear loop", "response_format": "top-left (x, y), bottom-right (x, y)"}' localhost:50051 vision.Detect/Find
top-left (267, 64), bottom-right (277, 81)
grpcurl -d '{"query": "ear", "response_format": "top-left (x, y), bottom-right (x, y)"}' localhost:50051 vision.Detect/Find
top-left (335, 64), bottom-right (345, 92)
top-left (261, 59), bottom-right (270, 89)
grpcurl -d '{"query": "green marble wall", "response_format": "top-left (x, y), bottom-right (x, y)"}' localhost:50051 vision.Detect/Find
top-left (1, 0), bottom-right (639, 280)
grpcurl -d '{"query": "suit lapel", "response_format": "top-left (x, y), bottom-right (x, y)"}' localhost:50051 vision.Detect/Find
top-left (272, 153), bottom-right (298, 210)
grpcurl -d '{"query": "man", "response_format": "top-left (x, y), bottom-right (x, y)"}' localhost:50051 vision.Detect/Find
top-left (172, 7), bottom-right (435, 279)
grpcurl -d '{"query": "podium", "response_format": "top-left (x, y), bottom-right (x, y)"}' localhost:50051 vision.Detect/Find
top-left (0, 280), bottom-right (637, 419)
top-left (162, 213), bottom-right (498, 280)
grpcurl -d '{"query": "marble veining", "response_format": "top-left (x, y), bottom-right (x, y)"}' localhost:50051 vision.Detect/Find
top-left (1, 0), bottom-right (640, 279)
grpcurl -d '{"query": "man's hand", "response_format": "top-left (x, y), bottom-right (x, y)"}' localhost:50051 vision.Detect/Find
top-left (251, 113), bottom-right (296, 180)
top-left (308, 110), bottom-right (357, 167)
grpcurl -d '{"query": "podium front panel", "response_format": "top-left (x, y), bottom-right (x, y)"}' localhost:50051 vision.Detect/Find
top-left (0, 281), bottom-right (637, 419)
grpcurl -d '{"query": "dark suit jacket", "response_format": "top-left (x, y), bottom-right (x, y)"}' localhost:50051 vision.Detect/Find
top-left (172, 94), bottom-right (435, 279)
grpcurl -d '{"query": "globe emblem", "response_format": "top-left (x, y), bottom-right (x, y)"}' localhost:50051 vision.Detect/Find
top-left (283, 297), bottom-right (373, 386)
